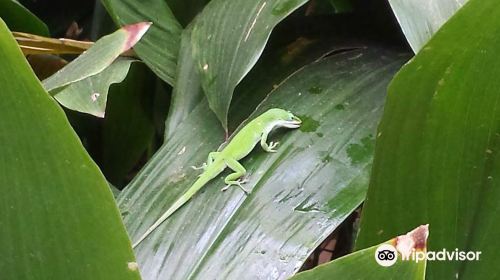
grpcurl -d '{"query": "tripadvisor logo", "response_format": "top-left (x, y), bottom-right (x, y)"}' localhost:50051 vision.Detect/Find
top-left (375, 244), bottom-right (398, 267)
top-left (374, 244), bottom-right (481, 267)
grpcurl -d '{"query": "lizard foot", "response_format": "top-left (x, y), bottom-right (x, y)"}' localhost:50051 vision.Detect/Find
top-left (221, 179), bottom-right (250, 194)
top-left (191, 163), bottom-right (207, 171)
top-left (266, 141), bottom-right (279, 153)
top-left (269, 141), bottom-right (279, 149)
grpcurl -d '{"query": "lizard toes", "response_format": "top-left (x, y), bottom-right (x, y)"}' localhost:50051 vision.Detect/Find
top-left (240, 178), bottom-right (249, 184)
top-left (269, 141), bottom-right (279, 149)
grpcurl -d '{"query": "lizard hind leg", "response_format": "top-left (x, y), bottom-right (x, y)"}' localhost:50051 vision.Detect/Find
top-left (222, 158), bottom-right (250, 194)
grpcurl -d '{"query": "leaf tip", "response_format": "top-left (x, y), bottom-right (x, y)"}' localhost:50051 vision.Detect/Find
top-left (122, 22), bottom-right (152, 52)
top-left (393, 224), bottom-right (429, 259)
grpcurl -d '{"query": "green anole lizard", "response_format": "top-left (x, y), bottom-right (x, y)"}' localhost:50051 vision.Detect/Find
top-left (132, 108), bottom-right (302, 248)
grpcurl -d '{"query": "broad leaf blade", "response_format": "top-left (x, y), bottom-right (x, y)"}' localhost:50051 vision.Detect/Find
top-left (53, 58), bottom-right (135, 118)
top-left (356, 0), bottom-right (500, 279)
top-left (102, 0), bottom-right (182, 85)
top-left (120, 47), bottom-right (407, 279)
top-left (388, 0), bottom-right (467, 53)
top-left (191, 0), bottom-right (309, 129)
top-left (291, 225), bottom-right (428, 280)
top-left (0, 19), bottom-right (139, 280)
top-left (43, 22), bottom-right (150, 92)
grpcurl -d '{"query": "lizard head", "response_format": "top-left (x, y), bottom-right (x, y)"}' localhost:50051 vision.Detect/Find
top-left (265, 108), bottom-right (302, 129)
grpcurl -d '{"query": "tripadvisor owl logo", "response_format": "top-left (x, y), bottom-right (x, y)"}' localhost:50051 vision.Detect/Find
top-left (374, 244), bottom-right (398, 267)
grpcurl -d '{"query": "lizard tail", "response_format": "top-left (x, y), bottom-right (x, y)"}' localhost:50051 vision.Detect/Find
top-left (132, 170), bottom-right (218, 248)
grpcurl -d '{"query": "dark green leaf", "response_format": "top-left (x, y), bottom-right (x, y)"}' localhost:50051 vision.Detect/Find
top-left (356, 1), bottom-right (500, 279)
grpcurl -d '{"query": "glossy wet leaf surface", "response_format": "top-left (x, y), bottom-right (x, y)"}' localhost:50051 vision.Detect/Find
top-left (356, 0), bottom-right (500, 279)
top-left (119, 47), bottom-right (407, 279)
top-left (0, 19), bottom-right (139, 280)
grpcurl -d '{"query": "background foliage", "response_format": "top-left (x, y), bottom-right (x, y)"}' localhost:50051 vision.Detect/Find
top-left (0, 0), bottom-right (496, 279)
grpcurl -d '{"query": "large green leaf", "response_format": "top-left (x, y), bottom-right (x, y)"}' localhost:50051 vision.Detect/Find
top-left (119, 47), bottom-right (406, 279)
top-left (388, 0), bottom-right (467, 53)
top-left (356, 0), bottom-right (500, 279)
top-left (191, 0), bottom-right (309, 129)
top-left (0, 19), bottom-right (139, 280)
top-left (102, 0), bottom-right (183, 85)
top-left (291, 225), bottom-right (428, 280)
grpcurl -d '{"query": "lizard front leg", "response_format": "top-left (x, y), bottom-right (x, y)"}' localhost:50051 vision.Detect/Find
top-left (221, 158), bottom-right (250, 194)
top-left (260, 129), bottom-right (279, 153)
top-left (192, 151), bottom-right (220, 171)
